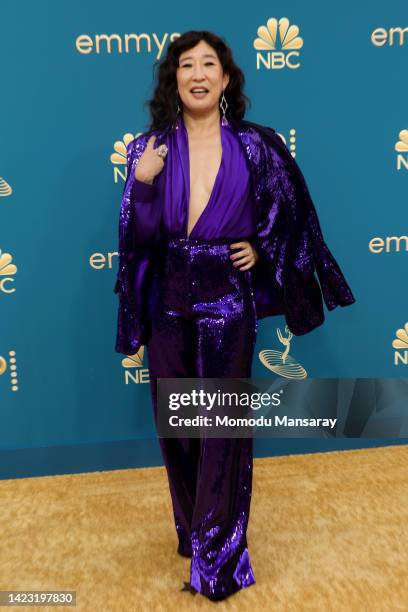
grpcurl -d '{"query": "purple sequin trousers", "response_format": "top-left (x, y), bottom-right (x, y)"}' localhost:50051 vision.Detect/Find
top-left (147, 237), bottom-right (258, 601)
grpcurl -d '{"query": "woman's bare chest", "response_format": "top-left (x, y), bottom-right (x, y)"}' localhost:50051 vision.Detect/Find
top-left (188, 138), bottom-right (222, 212)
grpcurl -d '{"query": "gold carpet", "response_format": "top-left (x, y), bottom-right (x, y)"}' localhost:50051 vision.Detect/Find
top-left (1, 444), bottom-right (408, 611)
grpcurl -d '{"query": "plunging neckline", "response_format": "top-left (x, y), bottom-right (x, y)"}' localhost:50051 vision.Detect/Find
top-left (181, 117), bottom-right (225, 239)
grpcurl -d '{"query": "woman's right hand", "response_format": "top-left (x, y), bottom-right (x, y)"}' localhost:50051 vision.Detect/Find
top-left (134, 135), bottom-right (166, 185)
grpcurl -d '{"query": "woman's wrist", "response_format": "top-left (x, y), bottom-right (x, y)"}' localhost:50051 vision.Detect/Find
top-left (249, 236), bottom-right (261, 261)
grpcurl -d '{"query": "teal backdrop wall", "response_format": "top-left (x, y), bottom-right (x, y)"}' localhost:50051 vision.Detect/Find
top-left (1, 1), bottom-right (407, 478)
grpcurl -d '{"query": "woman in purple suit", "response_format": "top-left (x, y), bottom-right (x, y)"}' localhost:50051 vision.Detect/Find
top-left (114, 31), bottom-right (355, 601)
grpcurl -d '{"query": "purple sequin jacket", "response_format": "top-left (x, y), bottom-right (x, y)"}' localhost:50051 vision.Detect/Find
top-left (114, 116), bottom-right (355, 356)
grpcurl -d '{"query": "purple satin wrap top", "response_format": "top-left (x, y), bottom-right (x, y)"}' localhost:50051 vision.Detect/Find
top-left (126, 114), bottom-right (299, 328)
top-left (114, 113), bottom-right (356, 355)
top-left (130, 114), bottom-right (257, 243)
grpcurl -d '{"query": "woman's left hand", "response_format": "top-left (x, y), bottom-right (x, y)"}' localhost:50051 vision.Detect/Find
top-left (229, 241), bottom-right (259, 271)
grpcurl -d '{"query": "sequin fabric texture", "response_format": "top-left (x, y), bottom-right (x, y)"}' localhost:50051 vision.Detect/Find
top-left (114, 115), bottom-right (355, 356)
top-left (147, 237), bottom-right (257, 600)
top-left (113, 113), bottom-right (356, 600)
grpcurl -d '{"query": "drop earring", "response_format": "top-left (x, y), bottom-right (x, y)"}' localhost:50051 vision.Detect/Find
top-left (175, 91), bottom-right (181, 130)
top-left (220, 90), bottom-right (229, 125)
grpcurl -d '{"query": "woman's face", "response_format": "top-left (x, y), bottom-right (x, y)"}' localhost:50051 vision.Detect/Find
top-left (176, 40), bottom-right (230, 115)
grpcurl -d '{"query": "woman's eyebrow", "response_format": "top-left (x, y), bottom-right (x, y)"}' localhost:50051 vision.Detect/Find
top-left (179, 53), bottom-right (217, 62)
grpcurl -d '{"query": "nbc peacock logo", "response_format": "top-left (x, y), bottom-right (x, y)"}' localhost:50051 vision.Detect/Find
top-left (392, 322), bottom-right (408, 366)
top-left (110, 132), bottom-right (141, 184)
top-left (395, 129), bottom-right (408, 171)
top-left (258, 325), bottom-right (307, 379)
top-left (253, 17), bottom-right (303, 70)
top-left (0, 250), bottom-right (17, 294)
top-left (121, 346), bottom-right (150, 384)
top-left (0, 177), bottom-right (13, 197)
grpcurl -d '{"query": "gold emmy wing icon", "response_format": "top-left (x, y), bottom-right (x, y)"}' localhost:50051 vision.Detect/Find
top-left (259, 325), bottom-right (307, 379)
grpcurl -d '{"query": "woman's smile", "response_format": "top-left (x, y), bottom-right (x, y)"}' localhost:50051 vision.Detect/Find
top-left (190, 89), bottom-right (209, 99)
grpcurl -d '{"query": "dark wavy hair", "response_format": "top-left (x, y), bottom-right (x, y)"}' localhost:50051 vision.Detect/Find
top-left (145, 30), bottom-right (251, 132)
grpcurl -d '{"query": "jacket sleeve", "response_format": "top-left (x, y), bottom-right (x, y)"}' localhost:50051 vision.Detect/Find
top-left (113, 137), bottom-right (160, 355)
top-left (113, 138), bottom-right (156, 293)
top-left (256, 128), bottom-right (355, 335)
top-left (282, 138), bottom-right (355, 334)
